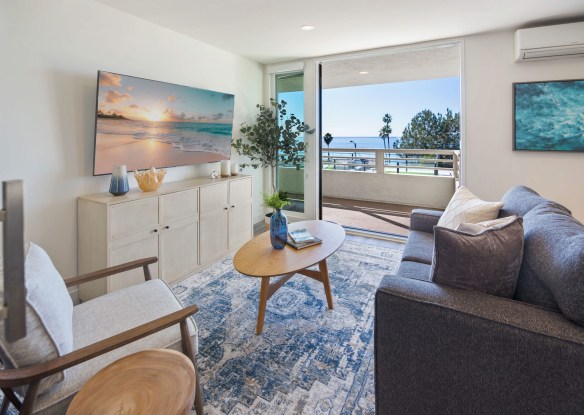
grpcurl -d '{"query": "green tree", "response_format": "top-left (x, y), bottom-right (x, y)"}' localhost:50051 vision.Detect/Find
top-left (232, 99), bottom-right (313, 193)
top-left (378, 113), bottom-right (392, 149)
top-left (323, 132), bottom-right (333, 148)
top-left (393, 109), bottom-right (460, 150)
top-left (323, 132), bottom-right (333, 161)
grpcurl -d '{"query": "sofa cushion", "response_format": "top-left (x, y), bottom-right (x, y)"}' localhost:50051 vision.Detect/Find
top-left (0, 243), bottom-right (73, 394)
top-left (395, 261), bottom-right (431, 281)
top-left (430, 217), bottom-right (524, 298)
top-left (437, 186), bottom-right (504, 230)
top-left (402, 230), bottom-right (434, 265)
top-left (516, 202), bottom-right (584, 325)
top-left (499, 185), bottom-right (571, 218)
top-left (33, 279), bottom-right (198, 415)
top-left (457, 216), bottom-right (518, 233)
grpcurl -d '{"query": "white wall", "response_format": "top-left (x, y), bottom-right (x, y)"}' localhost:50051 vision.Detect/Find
top-left (323, 171), bottom-right (455, 209)
top-left (0, 0), bottom-right (264, 278)
top-left (464, 30), bottom-right (584, 221)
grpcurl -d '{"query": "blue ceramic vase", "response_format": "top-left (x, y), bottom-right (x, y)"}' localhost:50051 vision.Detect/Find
top-left (270, 209), bottom-right (288, 249)
top-left (109, 165), bottom-right (129, 196)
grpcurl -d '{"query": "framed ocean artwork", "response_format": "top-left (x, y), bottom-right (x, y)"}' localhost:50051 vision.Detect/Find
top-left (513, 79), bottom-right (584, 152)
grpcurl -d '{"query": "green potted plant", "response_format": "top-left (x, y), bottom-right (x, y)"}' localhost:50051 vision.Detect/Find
top-left (263, 191), bottom-right (291, 212)
top-left (232, 99), bottom-right (313, 194)
top-left (262, 191), bottom-right (291, 249)
top-left (232, 99), bottom-right (313, 247)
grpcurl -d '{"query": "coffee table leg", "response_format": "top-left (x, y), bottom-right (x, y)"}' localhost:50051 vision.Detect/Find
top-left (319, 259), bottom-right (334, 309)
top-left (256, 277), bottom-right (270, 335)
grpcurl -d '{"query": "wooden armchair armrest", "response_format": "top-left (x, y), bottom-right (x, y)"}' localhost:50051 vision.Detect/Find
top-left (0, 304), bottom-right (198, 388)
top-left (65, 257), bottom-right (158, 288)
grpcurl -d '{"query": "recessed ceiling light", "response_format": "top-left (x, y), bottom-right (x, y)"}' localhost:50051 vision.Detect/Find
top-left (300, 25), bottom-right (315, 31)
top-left (359, 71), bottom-right (369, 75)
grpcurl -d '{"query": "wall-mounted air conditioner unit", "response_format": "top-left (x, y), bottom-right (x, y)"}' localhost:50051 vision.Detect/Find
top-left (515, 22), bottom-right (584, 62)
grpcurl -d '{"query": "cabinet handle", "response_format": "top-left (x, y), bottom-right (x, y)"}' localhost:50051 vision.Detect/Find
top-left (153, 229), bottom-right (158, 233)
top-left (231, 205), bottom-right (235, 209)
top-left (223, 207), bottom-right (229, 211)
top-left (164, 225), bottom-right (170, 230)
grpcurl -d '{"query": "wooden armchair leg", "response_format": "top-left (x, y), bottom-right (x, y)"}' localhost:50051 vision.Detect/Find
top-left (19, 381), bottom-right (40, 415)
top-left (1, 388), bottom-right (22, 413)
top-left (180, 320), bottom-right (204, 415)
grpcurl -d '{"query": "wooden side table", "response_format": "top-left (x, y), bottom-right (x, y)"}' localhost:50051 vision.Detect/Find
top-left (67, 349), bottom-right (197, 415)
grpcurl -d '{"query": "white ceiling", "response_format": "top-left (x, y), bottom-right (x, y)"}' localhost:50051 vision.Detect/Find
top-left (95, 0), bottom-right (584, 64)
top-left (322, 44), bottom-right (461, 89)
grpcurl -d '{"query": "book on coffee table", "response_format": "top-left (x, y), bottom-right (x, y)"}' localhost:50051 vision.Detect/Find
top-left (287, 234), bottom-right (322, 249)
top-left (288, 229), bottom-right (318, 244)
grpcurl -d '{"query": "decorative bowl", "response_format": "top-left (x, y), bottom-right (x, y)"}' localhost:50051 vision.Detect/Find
top-left (134, 167), bottom-right (167, 192)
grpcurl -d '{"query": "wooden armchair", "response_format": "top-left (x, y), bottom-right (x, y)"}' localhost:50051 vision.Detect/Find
top-left (0, 255), bottom-right (203, 415)
top-left (0, 180), bottom-right (202, 414)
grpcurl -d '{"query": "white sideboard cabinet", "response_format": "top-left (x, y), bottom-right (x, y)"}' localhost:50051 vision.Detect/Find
top-left (78, 175), bottom-right (253, 301)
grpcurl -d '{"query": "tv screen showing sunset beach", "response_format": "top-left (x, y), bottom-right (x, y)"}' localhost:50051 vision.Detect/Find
top-left (93, 71), bottom-right (234, 175)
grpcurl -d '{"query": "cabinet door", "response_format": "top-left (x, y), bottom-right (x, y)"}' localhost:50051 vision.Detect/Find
top-left (229, 203), bottom-right (253, 250)
top-left (229, 178), bottom-right (252, 206)
top-left (110, 198), bottom-right (159, 239)
top-left (159, 217), bottom-right (198, 283)
top-left (200, 182), bottom-right (228, 214)
top-left (199, 210), bottom-right (229, 264)
top-left (109, 232), bottom-right (159, 292)
top-left (160, 189), bottom-right (198, 224)
top-left (199, 182), bottom-right (229, 264)
top-left (228, 178), bottom-right (253, 251)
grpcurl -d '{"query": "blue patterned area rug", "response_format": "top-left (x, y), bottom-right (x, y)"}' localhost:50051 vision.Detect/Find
top-left (172, 239), bottom-right (402, 415)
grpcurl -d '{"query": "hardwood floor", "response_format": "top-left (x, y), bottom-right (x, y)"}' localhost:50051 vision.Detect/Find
top-left (322, 197), bottom-right (429, 237)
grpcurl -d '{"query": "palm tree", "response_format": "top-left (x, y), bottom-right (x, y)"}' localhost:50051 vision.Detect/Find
top-left (323, 132), bottom-right (333, 162)
top-left (379, 113), bottom-right (392, 149)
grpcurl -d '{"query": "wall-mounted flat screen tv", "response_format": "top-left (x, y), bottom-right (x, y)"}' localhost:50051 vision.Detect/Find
top-left (93, 71), bottom-right (235, 175)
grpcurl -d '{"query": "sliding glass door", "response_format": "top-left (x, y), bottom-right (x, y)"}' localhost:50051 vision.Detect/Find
top-left (275, 71), bottom-right (305, 214)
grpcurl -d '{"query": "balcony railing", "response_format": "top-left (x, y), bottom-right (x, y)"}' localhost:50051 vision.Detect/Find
top-left (322, 148), bottom-right (459, 179)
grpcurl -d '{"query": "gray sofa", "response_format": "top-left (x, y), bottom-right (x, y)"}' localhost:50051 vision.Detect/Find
top-left (375, 186), bottom-right (584, 414)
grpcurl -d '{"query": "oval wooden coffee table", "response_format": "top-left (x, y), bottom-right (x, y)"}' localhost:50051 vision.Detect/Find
top-left (234, 220), bottom-right (345, 335)
top-left (66, 349), bottom-right (196, 415)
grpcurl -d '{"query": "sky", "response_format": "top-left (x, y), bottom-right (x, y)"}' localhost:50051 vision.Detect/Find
top-left (97, 71), bottom-right (234, 124)
top-left (322, 77), bottom-right (460, 137)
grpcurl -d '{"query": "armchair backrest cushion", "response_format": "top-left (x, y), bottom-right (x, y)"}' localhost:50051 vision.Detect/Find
top-left (0, 243), bottom-right (73, 394)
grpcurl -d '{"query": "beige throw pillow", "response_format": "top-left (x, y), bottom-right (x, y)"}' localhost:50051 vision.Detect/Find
top-left (456, 215), bottom-right (518, 234)
top-left (437, 186), bottom-right (504, 230)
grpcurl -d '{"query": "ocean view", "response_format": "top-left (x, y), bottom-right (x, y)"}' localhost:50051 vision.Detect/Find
top-left (321, 136), bottom-right (400, 149)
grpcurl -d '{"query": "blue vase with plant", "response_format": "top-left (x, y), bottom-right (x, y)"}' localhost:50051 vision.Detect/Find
top-left (264, 191), bottom-right (291, 249)
top-left (270, 209), bottom-right (288, 249)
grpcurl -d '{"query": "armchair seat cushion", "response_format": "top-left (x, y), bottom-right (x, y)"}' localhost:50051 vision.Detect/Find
top-left (33, 279), bottom-right (198, 415)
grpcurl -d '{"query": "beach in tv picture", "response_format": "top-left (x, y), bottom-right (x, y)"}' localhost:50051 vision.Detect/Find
top-left (93, 71), bottom-right (235, 175)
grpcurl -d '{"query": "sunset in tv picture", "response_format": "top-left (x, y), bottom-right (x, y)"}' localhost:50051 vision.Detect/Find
top-left (94, 71), bottom-right (234, 175)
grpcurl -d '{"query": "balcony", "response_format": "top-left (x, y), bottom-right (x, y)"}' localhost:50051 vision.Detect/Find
top-left (321, 148), bottom-right (459, 236)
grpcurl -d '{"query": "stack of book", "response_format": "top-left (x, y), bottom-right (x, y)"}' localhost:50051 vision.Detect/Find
top-left (287, 229), bottom-right (322, 249)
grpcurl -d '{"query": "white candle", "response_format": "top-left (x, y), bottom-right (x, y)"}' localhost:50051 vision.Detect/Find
top-left (220, 160), bottom-right (231, 177)
top-left (230, 163), bottom-right (240, 176)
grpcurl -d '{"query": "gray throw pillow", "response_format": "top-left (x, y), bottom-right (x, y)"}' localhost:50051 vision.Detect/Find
top-left (430, 217), bottom-right (524, 298)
